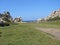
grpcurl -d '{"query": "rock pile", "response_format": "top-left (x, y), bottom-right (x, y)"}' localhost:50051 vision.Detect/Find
top-left (0, 11), bottom-right (22, 26)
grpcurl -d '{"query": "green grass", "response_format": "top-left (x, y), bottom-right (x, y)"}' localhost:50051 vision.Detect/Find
top-left (0, 22), bottom-right (60, 45)
top-left (31, 21), bottom-right (60, 28)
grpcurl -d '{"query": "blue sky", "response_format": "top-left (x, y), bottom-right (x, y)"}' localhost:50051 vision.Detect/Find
top-left (0, 0), bottom-right (60, 21)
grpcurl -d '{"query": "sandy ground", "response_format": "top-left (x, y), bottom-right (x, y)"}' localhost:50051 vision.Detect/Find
top-left (36, 28), bottom-right (60, 40)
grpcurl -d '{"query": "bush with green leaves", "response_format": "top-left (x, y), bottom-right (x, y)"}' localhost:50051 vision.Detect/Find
top-left (47, 16), bottom-right (60, 21)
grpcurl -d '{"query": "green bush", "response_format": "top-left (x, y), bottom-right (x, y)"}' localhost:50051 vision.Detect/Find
top-left (47, 16), bottom-right (60, 21)
top-left (0, 22), bottom-right (10, 26)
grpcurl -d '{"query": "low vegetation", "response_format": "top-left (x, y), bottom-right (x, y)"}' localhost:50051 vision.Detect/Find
top-left (0, 21), bottom-right (60, 45)
top-left (47, 16), bottom-right (60, 21)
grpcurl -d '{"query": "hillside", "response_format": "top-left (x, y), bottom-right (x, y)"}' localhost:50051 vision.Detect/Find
top-left (37, 9), bottom-right (60, 22)
top-left (45, 9), bottom-right (60, 21)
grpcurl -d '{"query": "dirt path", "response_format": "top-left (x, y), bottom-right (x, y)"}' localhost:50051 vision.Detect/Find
top-left (36, 28), bottom-right (60, 40)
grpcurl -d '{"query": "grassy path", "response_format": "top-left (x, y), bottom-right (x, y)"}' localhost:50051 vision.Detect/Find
top-left (0, 23), bottom-right (60, 45)
top-left (36, 28), bottom-right (60, 40)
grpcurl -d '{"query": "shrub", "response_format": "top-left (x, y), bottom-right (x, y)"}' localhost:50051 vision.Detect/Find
top-left (0, 21), bottom-right (5, 26)
top-left (0, 21), bottom-right (10, 26)
top-left (4, 22), bottom-right (10, 26)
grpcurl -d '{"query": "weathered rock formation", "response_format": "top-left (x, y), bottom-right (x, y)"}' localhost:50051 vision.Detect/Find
top-left (0, 11), bottom-right (13, 22)
top-left (0, 11), bottom-right (13, 26)
top-left (45, 9), bottom-right (60, 21)
top-left (37, 9), bottom-right (60, 22)
top-left (13, 17), bottom-right (22, 23)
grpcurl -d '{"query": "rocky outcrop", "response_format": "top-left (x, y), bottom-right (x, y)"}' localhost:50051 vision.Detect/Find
top-left (13, 17), bottom-right (22, 22)
top-left (37, 9), bottom-right (60, 22)
top-left (3, 11), bottom-right (13, 22)
top-left (0, 11), bottom-right (12, 26)
top-left (45, 9), bottom-right (60, 21)
top-left (0, 11), bottom-right (13, 22)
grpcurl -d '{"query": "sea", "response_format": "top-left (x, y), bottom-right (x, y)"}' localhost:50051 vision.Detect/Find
top-left (22, 20), bottom-right (37, 22)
